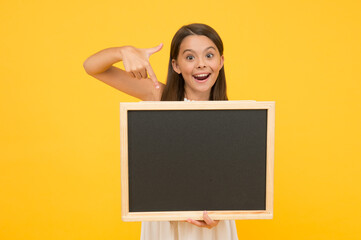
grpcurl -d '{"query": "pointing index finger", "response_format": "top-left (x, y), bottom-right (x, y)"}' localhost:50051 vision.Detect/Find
top-left (146, 64), bottom-right (159, 89)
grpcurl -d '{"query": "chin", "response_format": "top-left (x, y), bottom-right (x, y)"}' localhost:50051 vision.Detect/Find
top-left (192, 85), bottom-right (214, 96)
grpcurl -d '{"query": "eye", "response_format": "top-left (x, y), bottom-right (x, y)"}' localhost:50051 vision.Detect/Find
top-left (186, 55), bottom-right (195, 60)
top-left (206, 53), bottom-right (214, 58)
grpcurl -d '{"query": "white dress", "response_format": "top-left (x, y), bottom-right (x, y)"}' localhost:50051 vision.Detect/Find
top-left (140, 220), bottom-right (238, 240)
top-left (140, 98), bottom-right (239, 240)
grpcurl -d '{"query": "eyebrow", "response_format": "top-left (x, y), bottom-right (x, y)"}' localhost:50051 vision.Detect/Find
top-left (182, 46), bottom-right (216, 54)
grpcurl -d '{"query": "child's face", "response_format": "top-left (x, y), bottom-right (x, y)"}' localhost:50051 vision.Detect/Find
top-left (172, 35), bottom-right (224, 99)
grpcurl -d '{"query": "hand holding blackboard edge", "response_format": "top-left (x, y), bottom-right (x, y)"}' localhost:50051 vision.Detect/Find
top-left (186, 211), bottom-right (220, 229)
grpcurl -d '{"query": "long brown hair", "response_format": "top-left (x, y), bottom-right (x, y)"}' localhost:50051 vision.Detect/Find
top-left (161, 23), bottom-right (228, 101)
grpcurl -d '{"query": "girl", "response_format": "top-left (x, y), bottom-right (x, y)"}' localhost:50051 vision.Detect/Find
top-left (84, 23), bottom-right (238, 240)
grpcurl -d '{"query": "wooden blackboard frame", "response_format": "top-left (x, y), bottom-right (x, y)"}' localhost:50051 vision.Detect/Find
top-left (120, 101), bottom-right (275, 221)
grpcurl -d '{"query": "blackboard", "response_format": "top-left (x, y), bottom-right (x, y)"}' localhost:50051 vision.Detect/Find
top-left (120, 101), bottom-right (275, 221)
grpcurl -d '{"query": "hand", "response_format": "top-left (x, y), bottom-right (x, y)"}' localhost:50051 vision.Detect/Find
top-left (186, 211), bottom-right (219, 229)
top-left (120, 43), bottom-right (163, 88)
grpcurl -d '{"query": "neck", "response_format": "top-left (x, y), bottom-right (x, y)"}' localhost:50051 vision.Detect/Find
top-left (184, 88), bottom-right (211, 101)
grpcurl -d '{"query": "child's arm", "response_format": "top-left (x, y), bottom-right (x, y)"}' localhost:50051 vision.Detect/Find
top-left (83, 44), bottom-right (164, 101)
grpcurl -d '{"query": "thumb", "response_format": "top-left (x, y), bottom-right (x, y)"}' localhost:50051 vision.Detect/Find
top-left (146, 43), bottom-right (163, 56)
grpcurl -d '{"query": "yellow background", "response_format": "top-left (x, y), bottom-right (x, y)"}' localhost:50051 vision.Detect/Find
top-left (1, 0), bottom-right (360, 239)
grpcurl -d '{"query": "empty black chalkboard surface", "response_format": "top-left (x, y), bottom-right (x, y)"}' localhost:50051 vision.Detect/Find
top-left (120, 101), bottom-right (275, 221)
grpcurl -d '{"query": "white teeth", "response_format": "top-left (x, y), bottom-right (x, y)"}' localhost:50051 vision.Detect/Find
top-left (194, 74), bottom-right (209, 77)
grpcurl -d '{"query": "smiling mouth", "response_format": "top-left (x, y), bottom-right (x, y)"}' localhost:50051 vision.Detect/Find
top-left (193, 73), bottom-right (211, 82)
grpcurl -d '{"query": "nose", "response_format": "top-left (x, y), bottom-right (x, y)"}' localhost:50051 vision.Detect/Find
top-left (197, 57), bottom-right (206, 69)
